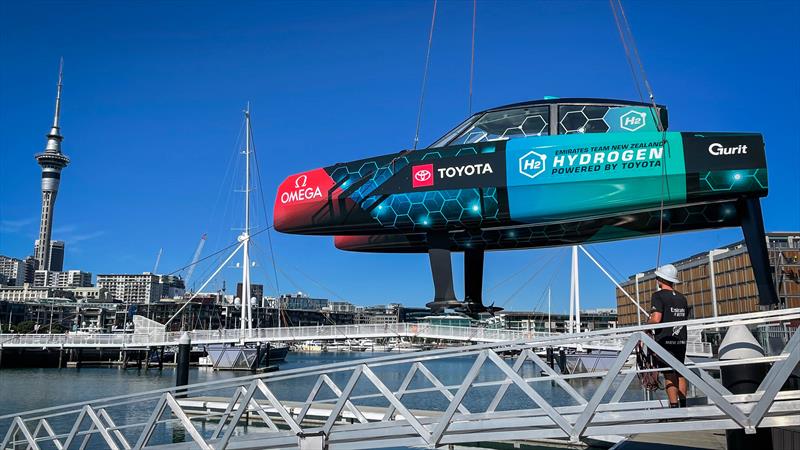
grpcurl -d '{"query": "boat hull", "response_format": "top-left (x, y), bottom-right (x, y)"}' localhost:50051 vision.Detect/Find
top-left (274, 131), bottom-right (766, 253)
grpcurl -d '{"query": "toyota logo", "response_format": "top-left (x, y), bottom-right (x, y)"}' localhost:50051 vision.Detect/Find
top-left (414, 170), bottom-right (431, 182)
top-left (294, 174), bottom-right (308, 188)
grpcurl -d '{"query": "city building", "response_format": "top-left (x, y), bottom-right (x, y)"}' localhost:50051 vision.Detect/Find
top-left (616, 232), bottom-right (800, 326)
top-left (97, 273), bottom-right (162, 304)
top-left (21, 257), bottom-right (36, 284)
top-left (236, 283), bottom-right (264, 302)
top-left (33, 62), bottom-right (70, 273)
top-left (0, 256), bottom-right (27, 286)
top-left (159, 275), bottom-right (186, 299)
top-left (65, 286), bottom-right (112, 303)
top-left (422, 315), bottom-right (475, 327)
top-left (34, 240), bottom-right (65, 272)
top-left (491, 310), bottom-right (618, 333)
top-left (0, 285), bottom-right (74, 302)
top-left (277, 292), bottom-right (329, 311)
top-left (33, 270), bottom-right (92, 288)
top-left (325, 301), bottom-right (358, 313)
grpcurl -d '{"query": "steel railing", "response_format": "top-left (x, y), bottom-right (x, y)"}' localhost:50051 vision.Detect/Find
top-left (2, 308), bottom-right (799, 450)
top-left (0, 320), bottom-right (710, 356)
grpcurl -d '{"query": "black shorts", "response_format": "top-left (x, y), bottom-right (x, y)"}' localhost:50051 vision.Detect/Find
top-left (654, 340), bottom-right (686, 373)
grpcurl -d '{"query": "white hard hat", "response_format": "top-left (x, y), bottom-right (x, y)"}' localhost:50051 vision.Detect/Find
top-left (655, 264), bottom-right (680, 284)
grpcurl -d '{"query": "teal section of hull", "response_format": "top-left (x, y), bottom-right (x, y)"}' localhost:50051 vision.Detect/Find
top-left (505, 132), bottom-right (687, 223)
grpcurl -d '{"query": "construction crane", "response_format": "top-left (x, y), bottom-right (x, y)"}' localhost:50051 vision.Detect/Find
top-left (184, 233), bottom-right (207, 292)
top-left (152, 248), bottom-right (163, 274)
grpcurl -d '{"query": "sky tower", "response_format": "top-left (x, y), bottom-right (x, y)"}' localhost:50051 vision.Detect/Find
top-left (33, 59), bottom-right (70, 271)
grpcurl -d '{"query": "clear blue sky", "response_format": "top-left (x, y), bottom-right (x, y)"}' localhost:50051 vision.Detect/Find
top-left (1, 0), bottom-right (798, 313)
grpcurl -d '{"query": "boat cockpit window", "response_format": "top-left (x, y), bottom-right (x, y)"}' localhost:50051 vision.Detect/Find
top-left (558, 105), bottom-right (613, 134)
top-left (428, 101), bottom-right (666, 148)
top-left (558, 104), bottom-right (662, 134)
top-left (429, 106), bottom-right (550, 148)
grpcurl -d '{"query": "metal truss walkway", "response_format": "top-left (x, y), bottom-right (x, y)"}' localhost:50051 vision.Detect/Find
top-left (2, 308), bottom-right (799, 449)
top-left (0, 322), bottom-right (713, 357)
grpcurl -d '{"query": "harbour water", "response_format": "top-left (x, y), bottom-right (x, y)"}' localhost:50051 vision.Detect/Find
top-left (1, 351), bottom-right (658, 449)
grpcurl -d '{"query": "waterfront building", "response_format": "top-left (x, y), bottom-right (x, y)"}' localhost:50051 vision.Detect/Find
top-left (616, 232), bottom-right (800, 326)
top-left (236, 282), bottom-right (263, 303)
top-left (490, 310), bottom-right (618, 333)
top-left (34, 240), bottom-right (65, 272)
top-left (0, 285), bottom-right (74, 302)
top-left (97, 273), bottom-right (161, 304)
top-left (159, 275), bottom-right (186, 299)
top-left (421, 314), bottom-right (475, 327)
top-left (1, 299), bottom-right (118, 331)
top-left (33, 269), bottom-right (92, 288)
top-left (66, 286), bottom-right (112, 302)
top-left (325, 301), bottom-right (358, 313)
top-left (0, 256), bottom-right (27, 286)
top-left (278, 292), bottom-right (329, 311)
top-left (34, 62), bottom-right (70, 273)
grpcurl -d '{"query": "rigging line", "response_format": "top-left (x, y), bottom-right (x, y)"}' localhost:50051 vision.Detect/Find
top-left (207, 118), bottom-right (246, 255)
top-left (498, 250), bottom-right (561, 309)
top-left (165, 226), bottom-right (272, 276)
top-left (524, 252), bottom-right (565, 322)
top-left (247, 116), bottom-right (282, 298)
top-left (616, 0), bottom-right (657, 112)
top-left (248, 241), bottom-right (281, 295)
top-left (189, 252), bottom-right (227, 292)
top-left (588, 245), bottom-right (627, 281)
top-left (486, 253), bottom-right (542, 294)
top-left (275, 265), bottom-right (304, 294)
top-left (608, 0), bottom-right (644, 104)
top-left (528, 250), bottom-right (569, 319)
top-left (290, 264), bottom-right (348, 302)
top-left (468, 0), bottom-right (477, 115)
top-left (413, 0), bottom-right (438, 150)
top-left (611, 0), bottom-right (669, 266)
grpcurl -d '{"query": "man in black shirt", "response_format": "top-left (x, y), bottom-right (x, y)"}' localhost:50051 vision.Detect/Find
top-left (648, 264), bottom-right (689, 408)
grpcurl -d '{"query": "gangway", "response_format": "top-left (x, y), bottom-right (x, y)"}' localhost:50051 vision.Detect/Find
top-left (2, 309), bottom-right (798, 449)
top-left (0, 321), bottom-right (713, 357)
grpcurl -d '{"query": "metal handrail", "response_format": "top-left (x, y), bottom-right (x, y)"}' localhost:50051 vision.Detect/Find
top-left (2, 306), bottom-right (794, 349)
top-left (3, 309), bottom-right (799, 449)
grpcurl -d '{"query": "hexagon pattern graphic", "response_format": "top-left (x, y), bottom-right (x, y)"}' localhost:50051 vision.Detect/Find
top-left (559, 105), bottom-right (613, 134)
top-left (451, 107), bottom-right (550, 145)
top-left (445, 202), bottom-right (738, 251)
top-left (328, 144), bottom-right (502, 231)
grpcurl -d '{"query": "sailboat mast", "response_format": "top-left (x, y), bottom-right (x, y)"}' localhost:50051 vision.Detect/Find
top-left (569, 246), bottom-right (575, 333)
top-left (574, 247), bottom-right (580, 333)
top-left (241, 104), bottom-right (253, 333)
top-left (547, 287), bottom-right (551, 334)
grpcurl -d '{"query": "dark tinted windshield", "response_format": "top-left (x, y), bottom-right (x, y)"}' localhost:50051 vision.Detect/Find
top-left (428, 106), bottom-right (550, 148)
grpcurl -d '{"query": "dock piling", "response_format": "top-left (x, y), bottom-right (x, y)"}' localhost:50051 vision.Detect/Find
top-left (176, 333), bottom-right (191, 398)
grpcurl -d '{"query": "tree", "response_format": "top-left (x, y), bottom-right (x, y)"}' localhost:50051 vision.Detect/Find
top-left (14, 320), bottom-right (37, 334)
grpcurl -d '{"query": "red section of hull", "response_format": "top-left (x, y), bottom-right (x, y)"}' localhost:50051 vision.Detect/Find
top-left (273, 168), bottom-right (342, 233)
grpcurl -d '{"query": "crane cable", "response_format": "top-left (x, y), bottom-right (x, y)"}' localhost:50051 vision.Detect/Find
top-left (609, 0), bottom-right (670, 267)
top-left (609, 0), bottom-right (666, 391)
top-left (468, 0), bottom-right (477, 115)
top-left (413, 0), bottom-right (438, 150)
